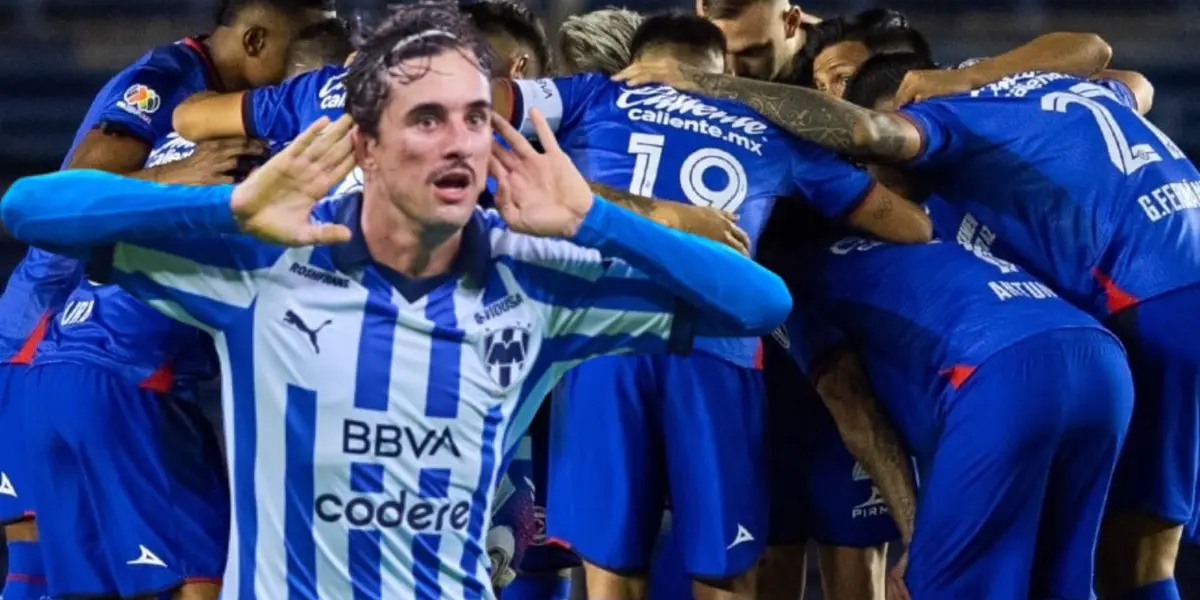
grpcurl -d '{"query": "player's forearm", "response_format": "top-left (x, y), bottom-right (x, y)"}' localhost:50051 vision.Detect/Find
top-left (572, 196), bottom-right (791, 336)
top-left (0, 170), bottom-right (239, 255)
top-left (817, 357), bottom-right (917, 543)
top-left (680, 69), bottom-right (919, 161)
top-left (959, 32), bottom-right (1112, 86)
top-left (172, 91), bottom-right (246, 141)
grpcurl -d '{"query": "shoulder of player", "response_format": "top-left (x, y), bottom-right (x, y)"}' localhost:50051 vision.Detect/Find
top-left (482, 209), bottom-right (609, 277)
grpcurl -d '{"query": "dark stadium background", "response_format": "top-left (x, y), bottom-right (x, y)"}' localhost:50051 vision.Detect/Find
top-left (0, 0), bottom-right (1198, 596)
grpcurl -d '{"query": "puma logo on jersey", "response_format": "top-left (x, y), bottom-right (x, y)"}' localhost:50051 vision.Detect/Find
top-left (726, 524), bottom-right (755, 550)
top-left (127, 545), bottom-right (167, 567)
top-left (284, 310), bottom-right (332, 354)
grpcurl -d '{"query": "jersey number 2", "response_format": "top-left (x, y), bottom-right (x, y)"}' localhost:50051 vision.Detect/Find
top-left (1041, 82), bottom-right (1184, 176)
top-left (627, 132), bottom-right (749, 213)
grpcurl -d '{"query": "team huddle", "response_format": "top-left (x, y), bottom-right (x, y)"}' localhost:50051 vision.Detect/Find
top-left (0, 0), bottom-right (1198, 599)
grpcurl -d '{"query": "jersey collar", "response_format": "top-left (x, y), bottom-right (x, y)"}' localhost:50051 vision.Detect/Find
top-left (181, 36), bottom-right (226, 93)
top-left (330, 192), bottom-right (491, 286)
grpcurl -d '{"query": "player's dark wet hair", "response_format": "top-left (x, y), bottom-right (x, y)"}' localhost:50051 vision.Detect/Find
top-left (462, 0), bottom-right (551, 75)
top-left (843, 52), bottom-right (938, 109)
top-left (345, 1), bottom-right (492, 138)
top-left (788, 8), bottom-right (929, 88)
top-left (214, 0), bottom-right (328, 26)
top-left (287, 18), bottom-right (354, 71)
top-left (629, 11), bottom-right (728, 61)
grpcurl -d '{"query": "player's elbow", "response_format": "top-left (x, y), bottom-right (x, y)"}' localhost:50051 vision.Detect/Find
top-left (734, 269), bottom-right (793, 336)
top-left (0, 175), bottom-right (41, 241)
top-left (171, 105), bottom-right (204, 142)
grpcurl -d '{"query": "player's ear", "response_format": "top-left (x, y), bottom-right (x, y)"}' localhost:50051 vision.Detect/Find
top-left (782, 6), bottom-right (803, 38)
top-left (243, 25), bottom-right (268, 57)
top-left (509, 54), bottom-right (529, 79)
top-left (352, 129), bottom-right (375, 172)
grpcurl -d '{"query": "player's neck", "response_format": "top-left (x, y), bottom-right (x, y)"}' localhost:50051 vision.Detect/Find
top-left (360, 191), bottom-right (463, 280)
top-left (204, 29), bottom-right (250, 91)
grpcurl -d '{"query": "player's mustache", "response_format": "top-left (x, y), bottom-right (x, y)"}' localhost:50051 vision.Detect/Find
top-left (426, 160), bottom-right (476, 185)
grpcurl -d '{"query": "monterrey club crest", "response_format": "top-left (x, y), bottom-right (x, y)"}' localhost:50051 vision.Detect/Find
top-left (483, 326), bottom-right (531, 388)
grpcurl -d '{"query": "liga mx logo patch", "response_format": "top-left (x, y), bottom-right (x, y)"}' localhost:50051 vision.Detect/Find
top-left (117, 84), bottom-right (161, 123)
top-left (483, 326), bottom-right (531, 388)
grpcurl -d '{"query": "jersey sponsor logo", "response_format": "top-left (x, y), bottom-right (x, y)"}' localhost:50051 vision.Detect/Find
top-left (126, 544), bottom-right (168, 568)
top-left (482, 326), bottom-right (531, 388)
top-left (342, 420), bottom-right (462, 459)
top-left (474, 294), bottom-right (524, 325)
top-left (145, 133), bottom-right (197, 169)
top-left (117, 84), bottom-right (162, 123)
top-left (852, 486), bottom-right (889, 519)
top-left (315, 488), bottom-right (471, 531)
top-left (726, 523), bottom-right (755, 550)
top-left (318, 72), bottom-right (347, 110)
top-left (283, 309), bottom-right (332, 353)
top-left (59, 300), bottom-right (95, 326)
top-left (616, 86), bottom-right (767, 155)
top-left (288, 262), bottom-right (350, 288)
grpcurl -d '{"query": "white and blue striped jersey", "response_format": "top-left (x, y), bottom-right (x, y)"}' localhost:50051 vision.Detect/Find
top-left (105, 193), bottom-right (692, 599)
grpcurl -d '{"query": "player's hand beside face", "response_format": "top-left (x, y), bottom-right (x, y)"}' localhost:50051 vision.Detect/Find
top-left (230, 115), bottom-right (356, 246)
top-left (613, 60), bottom-right (703, 93)
top-left (155, 138), bottom-right (268, 185)
top-left (892, 69), bottom-right (976, 106)
top-left (489, 110), bottom-right (594, 239)
top-left (657, 204), bottom-right (751, 256)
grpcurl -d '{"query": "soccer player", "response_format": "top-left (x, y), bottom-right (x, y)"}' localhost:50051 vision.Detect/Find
top-left (0, 5), bottom-right (792, 598)
top-left (773, 196), bottom-right (1134, 599)
top-left (496, 12), bottom-right (930, 600)
top-left (623, 43), bottom-right (1198, 600)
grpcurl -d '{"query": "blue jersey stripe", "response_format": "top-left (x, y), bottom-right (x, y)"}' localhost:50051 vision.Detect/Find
top-left (135, 234), bottom-right (285, 271)
top-left (460, 404), bottom-right (503, 599)
top-left (285, 385), bottom-right (319, 599)
top-left (412, 534), bottom-right (442, 600)
top-left (424, 281), bottom-right (462, 418)
top-left (115, 270), bottom-right (247, 331)
top-left (349, 530), bottom-right (383, 600)
top-left (226, 307), bottom-right (260, 600)
top-left (353, 282), bottom-right (396, 411)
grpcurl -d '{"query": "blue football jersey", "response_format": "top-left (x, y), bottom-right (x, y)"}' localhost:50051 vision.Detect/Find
top-left (243, 65), bottom-right (346, 145)
top-left (0, 37), bottom-right (219, 363)
top-left (510, 73), bottom-right (874, 367)
top-left (30, 39), bottom-right (222, 393)
top-left (899, 73), bottom-right (1200, 317)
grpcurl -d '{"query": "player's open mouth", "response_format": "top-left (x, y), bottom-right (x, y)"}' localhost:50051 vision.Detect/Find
top-left (432, 170), bottom-right (474, 203)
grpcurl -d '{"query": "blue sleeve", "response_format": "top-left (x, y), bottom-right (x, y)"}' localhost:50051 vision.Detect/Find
top-left (1094, 78), bottom-right (1138, 111)
top-left (572, 197), bottom-right (792, 337)
top-left (244, 67), bottom-right (343, 142)
top-left (510, 74), bottom-right (603, 136)
top-left (897, 99), bottom-right (969, 168)
top-left (781, 298), bottom-right (848, 380)
top-left (785, 138), bottom-right (876, 219)
top-left (0, 170), bottom-right (285, 330)
top-left (93, 60), bottom-right (188, 145)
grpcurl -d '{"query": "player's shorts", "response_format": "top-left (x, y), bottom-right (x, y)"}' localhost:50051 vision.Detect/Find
top-left (1105, 282), bottom-right (1200, 525)
top-left (22, 362), bottom-right (229, 598)
top-left (906, 328), bottom-right (1133, 600)
top-left (1186, 504), bottom-right (1200, 545)
top-left (0, 363), bottom-right (35, 525)
top-left (761, 340), bottom-right (901, 549)
top-left (548, 352), bottom-right (767, 578)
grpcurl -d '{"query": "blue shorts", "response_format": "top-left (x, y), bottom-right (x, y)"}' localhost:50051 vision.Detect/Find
top-left (1106, 283), bottom-right (1200, 525)
top-left (22, 363), bottom-right (229, 598)
top-left (761, 341), bottom-right (901, 549)
top-left (548, 353), bottom-right (767, 578)
top-left (0, 363), bottom-right (35, 525)
top-left (906, 329), bottom-right (1133, 600)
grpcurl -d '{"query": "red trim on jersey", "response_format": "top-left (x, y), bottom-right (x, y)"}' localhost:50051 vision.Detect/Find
top-left (139, 361), bottom-right (175, 394)
top-left (1092, 268), bottom-right (1139, 314)
top-left (752, 338), bottom-right (764, 370)
top-left (544, 536), bottom-right (573, 550)
top-left (6, 573), bottom-right (47, 584)
top-left (182, 36), bottom-right (226, 93)
top-left (182, 577), bottom-right (223, 585)
top-left (8, 312), bottom-right (51, 365)
top-left (940, 364), bottom-right (977, 390)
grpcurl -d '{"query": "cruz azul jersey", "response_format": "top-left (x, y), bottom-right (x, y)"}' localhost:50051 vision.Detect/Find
top-left (899, 73), bottom-right (1200, 317)
top-left (99, 193), bottom-right (692, 599)
top-left (0, 37), bottom-right (218, 363)
top-left (31, 40), bottom-right (222, 392)
top-left (242, 65), bottom-right (364, 196)
top-left (781, 229), bottom-right (1107, 417)
top-left (508, 73), bottom-right (873, 367)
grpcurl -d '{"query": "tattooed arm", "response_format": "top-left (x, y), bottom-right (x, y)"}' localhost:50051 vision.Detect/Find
top-left (615, 65), bottom-right (922, 162)
top-left (815, 351), bottom-right (917, 544)
top-left (588, 181), bottom-right (751, 254)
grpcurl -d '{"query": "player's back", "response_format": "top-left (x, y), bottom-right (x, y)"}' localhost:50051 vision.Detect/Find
top-left (519, 73), bottom-right (872, 367)
top-left (790, 228), bottom-right (1105, 408)
top-left (0, 38), bottom-right (217, 363)
top-left (31, 39), bottom-right (222, 392)
top-left (900, 73), bottom-right (1200, 317)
